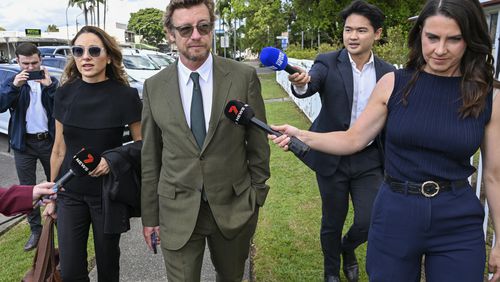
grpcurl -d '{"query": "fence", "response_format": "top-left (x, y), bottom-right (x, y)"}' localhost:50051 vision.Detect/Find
top-left (275, 58), bottom-right (496, 279)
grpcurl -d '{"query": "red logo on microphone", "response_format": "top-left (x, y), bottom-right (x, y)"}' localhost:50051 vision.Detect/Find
top-left (228, 105), bottom-right (238, 115)
top-left (83, 154), bottom-right (94, 164)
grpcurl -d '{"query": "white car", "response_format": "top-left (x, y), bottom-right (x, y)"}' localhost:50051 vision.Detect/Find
top-left (121, 48), bottom-right (161, 83)
top-left (136, 49), bottom-right (175, 68)
top-left (0, 64), bottom-right (63, 135)
top-left (38, 45), bottom-right (72, 57)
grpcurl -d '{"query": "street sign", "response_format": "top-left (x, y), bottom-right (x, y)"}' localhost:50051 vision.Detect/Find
top-left (215, 29), bottom-right (225, 35)
top-left (25, 29), bottom-right (41, 37)
top-left (221, 35), bottom-right (229, 48)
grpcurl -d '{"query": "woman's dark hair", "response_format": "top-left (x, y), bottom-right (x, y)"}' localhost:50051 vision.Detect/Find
top-left (404, 0), bottom-right (499, 118)
top-left (340, 0), bottom-right (385, 31)
top-left (62, 26), bottom-right (128, 86)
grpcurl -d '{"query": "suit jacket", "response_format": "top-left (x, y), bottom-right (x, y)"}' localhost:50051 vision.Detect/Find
top-left (0, 185), bottom-right (33, 216)
top-left (141, 55), bottom-right (271, 250)
top-left (292, 49), bottom-right (395, 176)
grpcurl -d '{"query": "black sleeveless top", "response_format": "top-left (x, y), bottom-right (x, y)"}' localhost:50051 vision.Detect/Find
top-left (384, 69), bottom-right (492, 182)
top-left (54, 78), bottom-right (142, 195)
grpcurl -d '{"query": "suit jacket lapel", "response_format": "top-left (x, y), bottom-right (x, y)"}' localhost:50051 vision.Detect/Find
top-left (337, 49), bottom-right (354, 110)
top-left (202, 56), bottom-right (231, 152)
top-left (162, 63), bottom-right (200, 149)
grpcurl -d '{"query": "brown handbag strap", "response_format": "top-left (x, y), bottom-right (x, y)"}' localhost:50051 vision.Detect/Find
top-left (33, 217), bottom-right (56, 281)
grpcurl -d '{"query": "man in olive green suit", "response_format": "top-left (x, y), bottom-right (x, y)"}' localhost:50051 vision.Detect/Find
top-left (141, 1), bottom-right (270, 281)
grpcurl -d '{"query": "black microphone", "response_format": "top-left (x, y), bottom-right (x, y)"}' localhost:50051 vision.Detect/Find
top-left (259, 46), bottom-right (299, 75)
top-left (34, 148), bottom-right (100, 207)
top-left (224, 100), bottom-right (309, 158)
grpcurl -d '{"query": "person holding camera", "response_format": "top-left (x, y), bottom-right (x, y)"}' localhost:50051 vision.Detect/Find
top-left (0, 42), bottom-right (58, 251)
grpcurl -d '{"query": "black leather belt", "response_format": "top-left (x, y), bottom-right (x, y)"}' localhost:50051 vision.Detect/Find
top-left (384, 175), bottom-right (468, 198)
top-left (26, 132), bottom-right (49, 141)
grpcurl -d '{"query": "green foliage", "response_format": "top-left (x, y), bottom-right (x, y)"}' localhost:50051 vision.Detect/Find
top-left (285, 42), bottom-right (341, 60)
top-left (128, 8), bottom-right (165, 45)
top-left (46, 24), bottom-right (59, 32)
top-left (373, 24), bottom-right (409, 66)
top-left (0, 27), bottom-right (5, 31)
top-left (286, 44), bottom-right (318, 60)
top-left (221, 0), bottom-right (425, 53)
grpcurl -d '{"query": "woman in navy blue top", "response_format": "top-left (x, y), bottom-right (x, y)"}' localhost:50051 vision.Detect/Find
top-left (270, 0), bottom-right (500, 281)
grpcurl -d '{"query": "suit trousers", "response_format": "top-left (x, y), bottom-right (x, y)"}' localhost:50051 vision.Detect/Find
top-left (366, 183), bottom-right (486, 282)
top-left (13, 137), bottom-right (52, 234)
top-left (57, 192), bottom-right (121, 282)
top-left (316, 144), bottom-right (383, 276)
top-left (162, 200), bottom-right (258, 282)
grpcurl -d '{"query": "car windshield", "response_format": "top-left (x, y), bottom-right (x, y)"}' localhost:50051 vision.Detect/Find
top-left (147, 54), bottom-right (174, 67)
top-left (38, 47), bottom-right (56, 55)
top-left (123, 55), bottom-right (160, 70)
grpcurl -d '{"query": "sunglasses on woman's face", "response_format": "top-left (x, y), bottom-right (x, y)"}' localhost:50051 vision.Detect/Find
top-left (172, 22), bottom-right (213, 38)
top-left (71, 46), bottom-right (104, 58)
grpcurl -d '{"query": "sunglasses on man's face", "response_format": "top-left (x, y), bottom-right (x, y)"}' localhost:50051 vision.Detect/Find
top-left (71, 46), bottom-right (104, 58)
top-left (172, 22), bottom-right (213, 38)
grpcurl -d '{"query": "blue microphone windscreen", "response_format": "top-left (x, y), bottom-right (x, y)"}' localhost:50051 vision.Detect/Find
top-left (259, 47), bottom-right (288, 71)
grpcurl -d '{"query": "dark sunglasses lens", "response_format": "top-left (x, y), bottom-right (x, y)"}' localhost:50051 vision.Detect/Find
top-left (88, 47), bottom-right (102, 57)
top-left (197, 24), bottom-right (212, 35)
top-left (72, 47), bottom-right (84, 57)
top-left (178, 26), bottom-right (194, 37)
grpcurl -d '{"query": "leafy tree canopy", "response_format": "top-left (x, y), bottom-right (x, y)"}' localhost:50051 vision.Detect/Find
top-left (128, 8), bottom-right (165, 45)
top-left (46, 24), bottom-right (59, 32)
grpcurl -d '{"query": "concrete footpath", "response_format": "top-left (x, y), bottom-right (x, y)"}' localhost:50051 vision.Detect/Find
top-left (89, 60), bottom-right (266, 282)
top-left (88, 217), bottom-right (250, 281)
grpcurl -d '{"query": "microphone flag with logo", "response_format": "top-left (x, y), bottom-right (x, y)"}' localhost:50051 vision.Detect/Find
top-left (224, 100), bottom-right (309, 158)
top-left (259, 47), bottom-right (299, 74)
top-left (34, 148), bottom-right (101, 207)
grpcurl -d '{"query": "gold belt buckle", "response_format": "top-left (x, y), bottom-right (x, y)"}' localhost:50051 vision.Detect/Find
top-left (421, 181), bottom-right (440, 197)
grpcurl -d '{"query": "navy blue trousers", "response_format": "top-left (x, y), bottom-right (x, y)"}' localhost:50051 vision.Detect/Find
top-left (366, 183), bottom-right (486, 282)
top-left (317, 144), bottom-right (383, 276)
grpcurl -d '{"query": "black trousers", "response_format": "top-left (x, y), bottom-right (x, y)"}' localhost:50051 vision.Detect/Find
top-left (13, 136), bottom-right (52, 234)
top-left (317, 144), bottom-right (383, 276)
top-left (57, 192), bottom-right (121, 282)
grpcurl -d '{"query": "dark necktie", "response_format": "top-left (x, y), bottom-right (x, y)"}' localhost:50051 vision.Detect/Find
top-left (190, 72), bottom-right (206, 149)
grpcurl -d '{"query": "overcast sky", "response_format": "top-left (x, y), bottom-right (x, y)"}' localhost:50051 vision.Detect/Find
top-left (0, 0), bottom-right (168, 32)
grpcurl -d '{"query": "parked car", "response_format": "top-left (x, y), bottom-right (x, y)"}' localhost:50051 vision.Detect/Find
top-left (38, 45), bottom-right (72, 57)
top-left (0, 64), bottom-right (63, 135)
top-left (41, 54), bottom-right (68, 70)
top-left (121, 48), bottom-right (161, 82)
top-left (135, 49), bottom-right (175, 68)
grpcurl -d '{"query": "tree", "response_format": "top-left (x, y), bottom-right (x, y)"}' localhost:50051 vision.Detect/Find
top-left (0, 27), bottom-right (5, 31)
top-left (229, 0), bottom-right (288, 52)
top-left (46, 25), bottom-right (59, 32)
top-left (128, 8), bottom-right (165, 45)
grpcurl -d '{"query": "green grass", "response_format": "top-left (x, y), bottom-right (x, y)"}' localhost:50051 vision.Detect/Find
top-left (260, 73), bottom-right (288, 100)
top-left (0, 215), bottom-right (95, 281)
top-left (255, 99), bottom-right (368, 281)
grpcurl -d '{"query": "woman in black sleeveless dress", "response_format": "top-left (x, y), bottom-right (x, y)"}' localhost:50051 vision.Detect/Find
top-left (44, 26), bottom-right (142, 281)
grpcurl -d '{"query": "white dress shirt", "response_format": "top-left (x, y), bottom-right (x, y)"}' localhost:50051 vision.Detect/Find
top-left (348, 52), bottom-right (376, 127)
top-left (177, 54), bottom-right (214, 132)
top-left (25, 80), bottom-right (48, 133)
